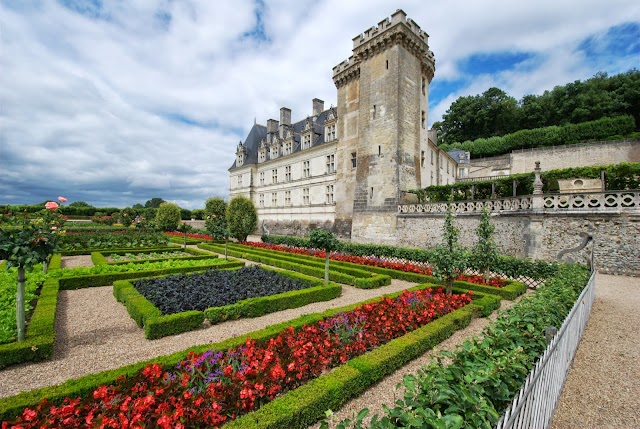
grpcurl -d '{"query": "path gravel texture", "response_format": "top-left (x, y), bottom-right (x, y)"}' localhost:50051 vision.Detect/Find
top-left (550, 273), bottom-right (640, 429)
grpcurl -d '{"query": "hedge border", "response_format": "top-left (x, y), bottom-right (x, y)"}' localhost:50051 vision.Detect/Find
top-left (91, 247), bottom-right (214, 266)
top-left (0, 278), bottom-right (59, 369)
top-left (211, 243), bottom-right (526, 299)
top-left (112, 267), bottom-right (342, 339)
top-left (0, 283), bottom-right (497, 422)
top-left (55, 259), bottom-right (245, 290)
top-left (198, 243), bottom-right (391, 289)
top-left (59, 246), bottom-right (178, 256)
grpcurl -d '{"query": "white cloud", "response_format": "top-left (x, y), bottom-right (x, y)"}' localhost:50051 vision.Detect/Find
top-left (1, 0), bottom-right (638, 208)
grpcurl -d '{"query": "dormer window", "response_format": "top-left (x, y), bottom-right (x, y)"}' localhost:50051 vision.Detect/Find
top-left (270, 143), bottom-right (279, 159)
top-left (302, 133), bottom-right (312, 150)
top-left (258, 149), bottom-right (267, 163)
top-left (235, 141), bottom-right (247, 166)
top-left (283, 140), bottom-right (293, 156)
top-left (325, 123), bottom-right (336, 142)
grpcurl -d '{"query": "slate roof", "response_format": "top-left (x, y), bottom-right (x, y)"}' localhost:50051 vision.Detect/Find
top-left (229, 109), bottom-right (334, 170)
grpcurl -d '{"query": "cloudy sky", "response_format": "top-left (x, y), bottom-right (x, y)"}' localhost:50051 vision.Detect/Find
top-left (1, 0), bottom-right (639, 209)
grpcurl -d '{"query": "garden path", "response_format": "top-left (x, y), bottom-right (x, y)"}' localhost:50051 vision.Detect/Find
top-left (550, 273), bottom-right (640, 429)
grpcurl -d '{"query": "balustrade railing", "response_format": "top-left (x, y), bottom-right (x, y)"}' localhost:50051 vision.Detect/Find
top-left (398, 190), bottom-right (640, 214)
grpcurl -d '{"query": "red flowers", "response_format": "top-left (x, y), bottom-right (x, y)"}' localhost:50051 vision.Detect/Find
top-left (165, 231), bottom-right (214, 240)
top-left (241, 242), bottom-right (507, 287)
top-left (5, 289), bottom-right (470, 428)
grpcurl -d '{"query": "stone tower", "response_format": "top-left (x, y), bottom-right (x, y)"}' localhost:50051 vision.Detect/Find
top-left (333, 9), bottom-right (436, 243)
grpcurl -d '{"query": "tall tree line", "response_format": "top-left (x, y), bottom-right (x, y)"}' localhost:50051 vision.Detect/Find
top-left (433, 69), bottom-right (640, 145)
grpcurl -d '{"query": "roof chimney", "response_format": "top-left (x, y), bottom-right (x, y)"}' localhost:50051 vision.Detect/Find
top-left (280, 107), bottom-right (291, 126)
top-left (312, 98), bottom-right (324, 116)
top-left (267, 119), bottom-right (279, 134)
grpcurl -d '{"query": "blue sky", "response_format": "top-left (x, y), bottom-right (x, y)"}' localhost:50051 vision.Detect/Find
top-left (1, 0), bottom-right (639, 209)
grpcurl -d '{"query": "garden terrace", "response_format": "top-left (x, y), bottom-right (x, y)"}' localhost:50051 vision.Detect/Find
top-left (0, 281), bottom-right (499, 426)
top-left (113, 266), bottom-right (342, 339)
top-left (203, 242), bottom-right (527, 300)
top-left (198, 242), bottom-right (392, 289)
top-left (0, 255), bottom-right (244, 368)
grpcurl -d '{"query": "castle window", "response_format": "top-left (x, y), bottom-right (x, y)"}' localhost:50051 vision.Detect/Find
top-left (326, 185), bottom-right (334, 204)
top-left (386, 60), bottom-right (389, 70)
top-left (302, 133), bottom-right (312, 150)
top-left (258, 149), bottom-right (266, 163)
top-left (285, 165), bottom-right (291, 182)
top-left (237, 153), bottom-right (244, 166)
top-left (303, 160), bottom-right (310, 178)
top-left (351, 152), bottom-right (357, 169)
top-left (259, 193), bottom-right (264, 207)
top-left (370, 187), bottom-right (373, 201)
top-left (325, 124), bottom-right (336, 142)
top-left (303, 188), bottom-right (310, 205)
top-left (272, 168), bottom-right (278, 183)
top-left (421, 110), bottom-right (425, 129)
top-left (285, 191), bottom-right (291, 206)
top-left (431, 150), bottom-right (434, 165)
top-left (271, 192), bottom-right (278, 207)
top-left (372, 105), bottom-right (376, 119)
top-left (237, 175), bottom-right (243, 188)
top-left (284, 141), bottom-right (292, 155)
top-left (378, 145), bottom-right (381, 156)
top-left (270, 144), bottom-right (279, 159)
top-left (326, 154), bottom-right (335, 174)
top-left (421, 77), bottom-right (426, 95)
top-left (259, 171), bottom-right (265, 186)
top-left (421, 151), bottom-right (425, 167)
top-left (447, 161), bottom-right (449, 173)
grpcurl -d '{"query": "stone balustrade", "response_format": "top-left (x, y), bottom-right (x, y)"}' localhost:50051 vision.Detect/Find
top-left (398, 190), bottom-right (640, 215)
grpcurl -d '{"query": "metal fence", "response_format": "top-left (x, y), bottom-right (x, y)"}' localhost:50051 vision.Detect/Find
top-left (495, 270), bottom-right (596, 429)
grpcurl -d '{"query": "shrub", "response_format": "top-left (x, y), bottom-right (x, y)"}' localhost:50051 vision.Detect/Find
top-left (429, 202), bottom-right (467, 295)
top-left (227, 195), bottom-right (258, 242)
top-left (154, 202), bottom-right (181, 232)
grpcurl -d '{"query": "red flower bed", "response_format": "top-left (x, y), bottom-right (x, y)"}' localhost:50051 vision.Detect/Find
top-left (4, 289), bottom-right (470, 429)
top-left (165, 231), bottom-right (213, 241)
top-left (242, 242), bottom-right (507, 287)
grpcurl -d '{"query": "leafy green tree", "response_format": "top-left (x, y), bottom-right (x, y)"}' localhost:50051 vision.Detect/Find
top-left (191, 209), bottom-right (205, 220)
top-left (309, 228), bottom-right (340, 285)
top-left (154, 202), bottom-right (181, 231)
top-left (226, 195), bottom-right (257, 242)
top-left (473, 205), bottom-right (499, 281)
top-left (430, 202), bottom-right (467, 295)
top-left (144, 197), bottom-right (166, 209)
top-left (204, 197), bottom-right (228, 239)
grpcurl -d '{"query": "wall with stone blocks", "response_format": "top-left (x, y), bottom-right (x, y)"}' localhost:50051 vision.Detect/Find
top-left (396, 212), bottom-right (639, 276)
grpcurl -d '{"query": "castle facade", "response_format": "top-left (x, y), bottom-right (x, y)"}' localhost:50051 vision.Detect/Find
top-left (229, 10), bottom-right (457, 241)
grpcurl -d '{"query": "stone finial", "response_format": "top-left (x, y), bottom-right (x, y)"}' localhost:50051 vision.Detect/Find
top-left (533, 161), bottom-right (543, 195)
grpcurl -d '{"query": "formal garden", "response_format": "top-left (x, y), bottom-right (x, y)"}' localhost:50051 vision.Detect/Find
top-left (0, 195), bottom-right (592, 428)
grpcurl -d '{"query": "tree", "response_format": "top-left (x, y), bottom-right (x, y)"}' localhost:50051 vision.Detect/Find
top-left (226, 195), bottom-right (257, 242)
top-left (429, 201), bottom-right (467, 295)
top-left (154, 202), bottom-right (181, 231)
top-left (472, 204), bottom-right (499, 281)
top-left (0, 203), bottom-right (63, 341)
top-left (144, 197), bottom-right (166, 209)
top-left (309, 228), bottom-right (340, 285)
top-left (204, 197), bottom-right (228, 240)
top-left (176, 222), bottom-right (193, 249)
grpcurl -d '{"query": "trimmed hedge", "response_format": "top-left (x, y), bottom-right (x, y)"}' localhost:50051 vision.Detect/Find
top-left (114, 267), bottom-right (342, 339)
top-left (439, 115), bottom-right (636, 158)
top-left (198, 243), bottom-right (391, 289)
top-left (92, 247), bottom-right (214, 266)
top-left (205, 283), bottom-right (343, 324)
top-left (60, 246), bottom-right (179, 256)
top-left (0, 278), bottom-right (59, 369)
top-left (261, 236), bottom-right (558, 282)
top-left (0, 282), bottom-right (494, 423)
top-left (56, 260), bottom-right (245, 290)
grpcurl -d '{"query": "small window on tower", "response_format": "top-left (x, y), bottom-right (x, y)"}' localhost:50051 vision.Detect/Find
top-left (372, 105), bottom-right (376, 119)
top-left (351, 152), bottom-right (357, 168)
top-left (421, 151), bottom-right (425, 167)
top-left (421, 111), bottom-right (426, 129)
top-left (386, 60), bottom-right (389, 69)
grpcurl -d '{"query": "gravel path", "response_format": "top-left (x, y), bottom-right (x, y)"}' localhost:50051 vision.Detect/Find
top-left (550, 273), bottom-right (640, 429)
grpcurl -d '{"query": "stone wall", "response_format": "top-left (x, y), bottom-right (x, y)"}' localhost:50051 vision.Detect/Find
top-left (396, 212), bottom-right (640, 276)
